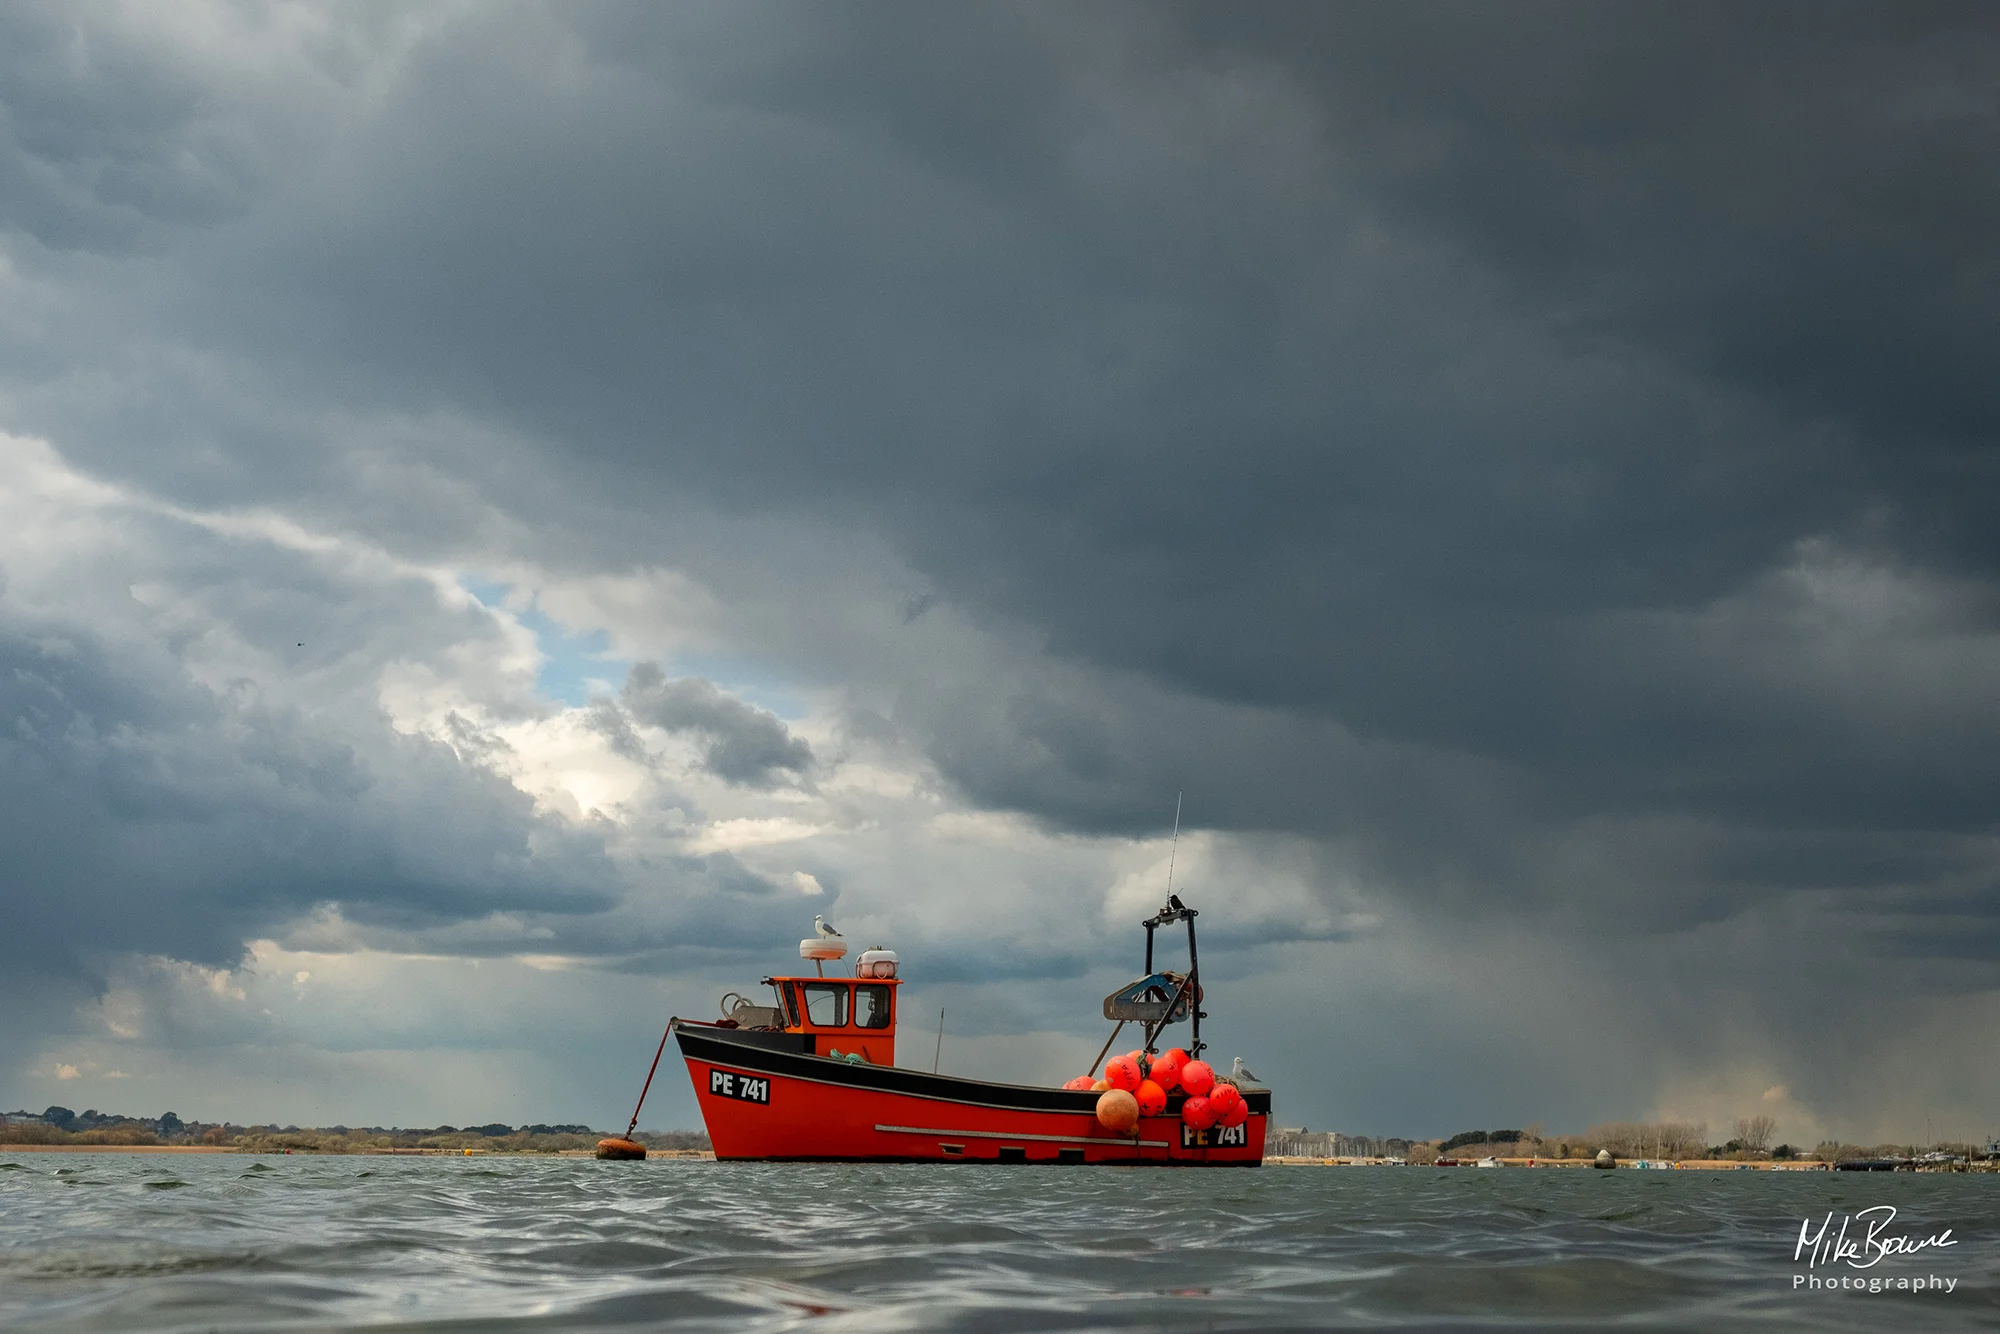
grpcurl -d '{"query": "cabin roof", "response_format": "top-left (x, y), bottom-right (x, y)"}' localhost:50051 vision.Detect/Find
top-left (762, 975), bottom-right (902, 985)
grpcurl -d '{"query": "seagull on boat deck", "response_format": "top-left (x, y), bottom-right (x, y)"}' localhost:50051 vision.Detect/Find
top-left (1231, 1056), bottom-right (1260, 1084)
top-left (814, 915), bottom-right (843, 940)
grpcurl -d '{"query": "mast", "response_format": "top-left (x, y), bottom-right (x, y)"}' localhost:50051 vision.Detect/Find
top-left (1140, 894), bottom-right (1201, 1057)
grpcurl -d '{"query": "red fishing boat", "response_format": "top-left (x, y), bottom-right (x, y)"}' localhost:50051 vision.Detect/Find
top-left (639, 896), bottom-right (1269, 1164)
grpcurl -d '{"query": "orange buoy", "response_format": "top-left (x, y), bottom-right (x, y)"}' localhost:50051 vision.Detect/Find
top-left (1091, 1078), bottom-right (1112, 1092)
top-left (1150, 1051), bottom-right (1184, 1092)
top-left (1161, 1046), bottom-right (1190, 1066)
top-left (1180, 1095), bottom-right (1216, 1130)
top-left (1218, 1093), bottom-right (1250, 1129)
top-left (1207, 1082), bottom-right (1244, 1121)
top-left (1104, 1053), bottom-right (1144, 1092)
top-left (1179, 1059), bottom-right (1215, 1097)
top-left (1063, 1075), bottom-right (1097, 1091)
top-left (1134, 1078), bottom-right (1167, 1117)
top-left (595, 1137), bottom-right (647, 1160)
top-left (1096, 1087), bottom-right (1140, 1133)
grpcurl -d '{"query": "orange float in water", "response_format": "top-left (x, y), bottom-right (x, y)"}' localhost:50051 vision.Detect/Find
top-left (1180, 1095), bottom-right (1216, 1130)
top-left (1096, 1087), bottom-right (1140, 1133)
top-left (1149, 1051), bottom-right (1184, 1092)
top-left (1179, 1059), bottom-right (1215, 1097)
top-left (1134, 1079), bottom-right (1167, 1116)
top-left (1063, 1075), bottom-right (1097, 1091)
top-left (1103, 1054), bottom-right (1144, 1092)
top-left (1207, 1082), bottom-right (1244, 1120)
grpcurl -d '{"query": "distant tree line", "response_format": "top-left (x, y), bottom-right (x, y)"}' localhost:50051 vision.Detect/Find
top-left (1264, 1128), bottom-right (1416, 1158)
top-left (0, 1107), bottom-right (710, 1154)
top-left (1440, 1129), bottom-right (1524, 1153)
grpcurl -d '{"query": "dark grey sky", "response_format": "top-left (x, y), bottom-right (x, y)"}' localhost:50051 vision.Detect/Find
top-left (1, 1), bottom-right (1994, 1141)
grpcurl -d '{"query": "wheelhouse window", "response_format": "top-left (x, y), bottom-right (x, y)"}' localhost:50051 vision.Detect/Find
top-left (856, 984), bottom-right (894, 1029)
top-left (802, 983), bottom-right (848, 1028)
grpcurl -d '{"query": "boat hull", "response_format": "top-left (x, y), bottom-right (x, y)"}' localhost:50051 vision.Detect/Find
top-left (675, 1021), bottom-right (1268, 1165)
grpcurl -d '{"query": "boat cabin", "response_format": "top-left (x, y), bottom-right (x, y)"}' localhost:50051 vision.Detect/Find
top-left (758, 975), bottom-right (900, 1066)
top-left (705, 938), bottom-right (904, 1064)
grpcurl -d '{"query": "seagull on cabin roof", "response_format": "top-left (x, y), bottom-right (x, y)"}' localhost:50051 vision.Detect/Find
top-left (814, 915), bottom-right (842, 940)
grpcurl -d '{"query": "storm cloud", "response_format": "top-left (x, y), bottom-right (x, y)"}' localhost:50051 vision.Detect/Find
top-left (607, 663), bottom-right (813, 787)
top-left (1, 1), bottom-right (1995, 1138)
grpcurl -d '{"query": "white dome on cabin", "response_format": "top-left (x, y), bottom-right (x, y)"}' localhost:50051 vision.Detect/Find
top-left (856, 948), bottom-right (898, 979)
top-left (800, 937), bottom-right (847, 961)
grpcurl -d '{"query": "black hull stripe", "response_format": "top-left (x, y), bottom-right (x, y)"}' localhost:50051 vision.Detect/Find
top-left (674, 1023), bottom-right (1274, 1115)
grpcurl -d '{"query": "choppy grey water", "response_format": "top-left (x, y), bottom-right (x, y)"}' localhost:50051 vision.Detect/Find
top-left (2, 1155), bottom-right (1996, 1332)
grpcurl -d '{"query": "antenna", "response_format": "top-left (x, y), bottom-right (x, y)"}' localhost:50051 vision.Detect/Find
top-left (1163, 791), bottom-right (1183, 902)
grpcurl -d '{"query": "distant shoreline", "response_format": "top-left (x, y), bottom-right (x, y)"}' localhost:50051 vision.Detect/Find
top-left (1266, 1155), bottom-right (1828, 1170)
top-left (7, 1146), bottom-right (1987, 1169)
top-left (1267, 1155), bottom-right (1998, 1171)
top-left (0, 1144), bottom-right (717, 1158)
top-left (2, 1144), bottom-right (238, 1154)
